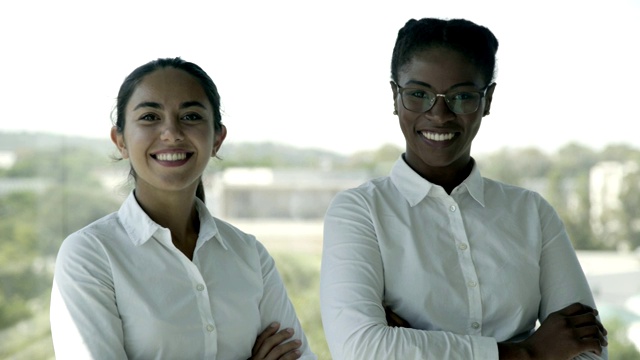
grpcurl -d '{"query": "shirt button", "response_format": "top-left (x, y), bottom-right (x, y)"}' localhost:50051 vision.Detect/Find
top-left (458, 243), bottom-right (468, 250)
top-left (449, 205), bottom-right (457, 212)
top-left (471, 322), bottom-right (480, 329)
top-left (206, 324), bottom-right (215, 332)
top-left (467, 281), bottom-right (477, 287)
top-left (196, 284), bottom-right (205, 291)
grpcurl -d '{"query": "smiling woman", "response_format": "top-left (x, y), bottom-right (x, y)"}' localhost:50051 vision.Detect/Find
top-left (49, 58), bottom-right (317, 360)
top-left (320, 18), bottom-right (608, 360)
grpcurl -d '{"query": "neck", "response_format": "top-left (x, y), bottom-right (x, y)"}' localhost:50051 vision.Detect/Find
top-left (404, 154), bottom-right (474, 194)
top-left (134, 186), bottom-right (200, 259)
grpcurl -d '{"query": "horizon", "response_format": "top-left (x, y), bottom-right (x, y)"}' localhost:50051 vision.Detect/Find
top-left (1, 129), bottom-right (637, 158)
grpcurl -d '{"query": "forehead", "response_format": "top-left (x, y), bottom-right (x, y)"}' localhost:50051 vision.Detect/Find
top-left (127, 68), bottom-right (211, 110)
top-left (398, 48), bottom-right (485, 89)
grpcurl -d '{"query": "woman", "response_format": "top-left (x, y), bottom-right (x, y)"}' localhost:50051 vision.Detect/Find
top-left (320, 18), bottom-right (608, 359)
top-left (50, 58), bottom-right (316, 360)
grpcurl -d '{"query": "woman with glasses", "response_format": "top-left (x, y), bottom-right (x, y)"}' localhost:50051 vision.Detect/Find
top-left (50, 58), bottom-right (316, 360)
top-left (320, 18), bottom-right (607, 359)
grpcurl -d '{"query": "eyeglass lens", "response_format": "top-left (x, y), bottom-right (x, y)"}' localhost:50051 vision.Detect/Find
top-left (401, 89), bottom-right (483, 114)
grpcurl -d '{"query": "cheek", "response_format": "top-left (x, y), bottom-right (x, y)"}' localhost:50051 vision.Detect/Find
top-left (122, 128), bottom-right (147, 158)
top-left (189, 127), bottom-right (215, 150)
top-left (398, 113), bottom-right (417, 132)
top-left (466, 118), bottom-right (483, 137)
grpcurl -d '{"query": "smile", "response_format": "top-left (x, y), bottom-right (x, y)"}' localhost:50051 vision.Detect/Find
top-left (420, 131), bottom-right (456, 141)
top-left (152, 152), bottom-right (193, 161)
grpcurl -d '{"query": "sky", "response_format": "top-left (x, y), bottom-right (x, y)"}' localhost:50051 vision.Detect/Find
top-left (1, 0), bottom-right (639, 155)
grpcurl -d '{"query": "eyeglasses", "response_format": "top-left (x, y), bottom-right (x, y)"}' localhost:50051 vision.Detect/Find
top-left (394, 82), bottom-right (492, 115)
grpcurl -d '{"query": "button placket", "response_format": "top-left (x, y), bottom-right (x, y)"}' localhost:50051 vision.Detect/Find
top-left (447, 197), bottom-right (483, 335)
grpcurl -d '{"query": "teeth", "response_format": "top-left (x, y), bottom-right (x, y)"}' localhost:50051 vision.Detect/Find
top-left (156, 153), bottom-right (187, 161)
top-left (421, 132), bottom-right (455, 141)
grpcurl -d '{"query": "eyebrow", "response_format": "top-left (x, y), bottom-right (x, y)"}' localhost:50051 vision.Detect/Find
top-left (404, 80), bottom-right (479, 89)
top-left (133, 101), bottom-right (162, 111)
top-left (133, 101), bottom-right (208, 111)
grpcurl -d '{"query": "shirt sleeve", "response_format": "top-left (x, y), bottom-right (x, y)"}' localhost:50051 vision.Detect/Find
top-left (537, 197), bottom-right (608, 360)
top-left (320, 190), bottom-right (499, 360)
top-left (256, 241), bottom-right (318, 359)
top-left (50, 231), bottom-right (128, 359)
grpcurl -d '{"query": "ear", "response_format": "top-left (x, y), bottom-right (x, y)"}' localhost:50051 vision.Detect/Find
top-left (483, 82), bottom-right (497, 116)
top-left (110, 126), bottom-right (129, 159)
top-left (212, 125), bottom-right (227, 157)
top-left (390, 81), bottom-right (399, 115)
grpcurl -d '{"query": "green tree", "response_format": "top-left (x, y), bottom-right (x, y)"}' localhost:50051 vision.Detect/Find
top-left (545, 144), bottom-right (600, 249)
top-left (620, 168), bottom-right (640, 250)
top-left (478, 147), bottom-right (551, 186)
top-left (347, 143), bottom-right (402, 177)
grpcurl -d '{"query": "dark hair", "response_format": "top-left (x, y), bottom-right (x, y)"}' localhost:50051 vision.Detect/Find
top-left (113, 57), bottom-right (223, 202)
top-left (391, 18), bottom-right (499, 85)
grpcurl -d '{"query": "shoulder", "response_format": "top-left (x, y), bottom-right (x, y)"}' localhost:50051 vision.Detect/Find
top-left (482, 177), bottom-right (556, 213)
top-left (54, 212), bottom-right (121, 279)
top-left (57, 212), bottom-right (121, 256)
top-left (210, 216), bottom-right (274, 259)
top-left (483, 177), bottom-right (546, 201)
top-left (210, 216), bottom-right (277, 274)
top-left (212, 216), bottom-right (258, 246)
top-left (331, 176), bottom-right (395, 204)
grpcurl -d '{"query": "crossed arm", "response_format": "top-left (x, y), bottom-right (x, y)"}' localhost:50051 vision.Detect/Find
top-left (386, 302), bottom-right (607, 359)
top-left (320, 191), bottom-right (608, 359)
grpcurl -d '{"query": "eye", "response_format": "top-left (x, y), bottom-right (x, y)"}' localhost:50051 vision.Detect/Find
top-left (181, 113), bottom-right (203, 121)
top-left (450, 92), bottom-right (478, 101)
top-left (139, 113), bottom-right (160, 121)
top-left (407, 89), bottom-right (430, 99)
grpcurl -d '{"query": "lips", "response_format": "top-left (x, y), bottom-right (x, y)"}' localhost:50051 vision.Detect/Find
top-left (419, 131), bottom-right (457, 142)
top-left (151, 151), bottom-right (194, 162)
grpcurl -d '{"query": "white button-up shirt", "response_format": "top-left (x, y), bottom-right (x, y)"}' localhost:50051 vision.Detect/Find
top-left (320, 157), bottom-right (606, 359)
top-left (51, 193), bottom-right (316, 360)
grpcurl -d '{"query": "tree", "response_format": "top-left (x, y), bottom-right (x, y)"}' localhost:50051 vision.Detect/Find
top-left (620, 168), bottom-right (640, 250)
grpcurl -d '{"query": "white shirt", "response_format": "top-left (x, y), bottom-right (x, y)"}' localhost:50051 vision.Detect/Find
top-left (51, 192), bottom-right (316, 360)
top-left (320, 157), bottom-right (606, 360)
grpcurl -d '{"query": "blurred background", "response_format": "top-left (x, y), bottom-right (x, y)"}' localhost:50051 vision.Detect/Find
top-left (1, 0), bottom-right (639, 358)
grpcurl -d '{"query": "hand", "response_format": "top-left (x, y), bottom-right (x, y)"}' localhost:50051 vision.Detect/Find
top-left (384, 305), bottom-right (411, 328)
top-left (249, 322), bottom-right (302, 360)
top-left (500, 303), bottom-right (608, 360)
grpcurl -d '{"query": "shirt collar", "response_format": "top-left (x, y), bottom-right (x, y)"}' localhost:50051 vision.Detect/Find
top-left (390, 155), bottom-right (485, 207)
top-left (194, 197), bottom-right (228, 250)
top-left (117, 192), bottom-right (227, 249)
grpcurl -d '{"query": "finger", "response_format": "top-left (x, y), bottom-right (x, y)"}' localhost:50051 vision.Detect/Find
top-left (594, 317), bottom-right (608, 336)
top-left (578, 338), bottom-right (604, 356)
top-left (252, 322), bottom-right (280, 356)
top-left (568, 312), bottom-right (608, 337)
top-left (264, 339), bottom-right (302, 360)
top-left (279, 349), bottom-right (302, 360)
top-left (575, 324), bottom-right (607, 343)
top-left (560, 302), bottom-right (595, 316)
top-left (576, 328), bottom-right (607, 347)
top-left (385, 306), bottom-right (411, 328)
top-left (567, 312), bottom-right (597, 328)
top-left (255, 328), bottom-right (295, 359)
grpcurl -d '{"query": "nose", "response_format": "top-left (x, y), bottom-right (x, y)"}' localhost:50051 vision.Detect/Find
top-left (160, 120), bottom-right (184, 142)
top-left (425, 96), bottom-right (455, 123)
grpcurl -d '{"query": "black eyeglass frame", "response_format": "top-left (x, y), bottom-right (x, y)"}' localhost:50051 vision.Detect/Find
top-left (393, 82), bottom-right (493, 115)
